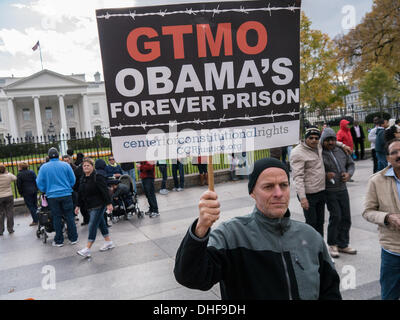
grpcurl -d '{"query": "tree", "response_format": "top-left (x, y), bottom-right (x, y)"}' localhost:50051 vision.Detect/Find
top-left (336, 0), bottom-right (400, 81)
top-left (300, 12), bottom-right (342, 124)
top-left (359, 64), bottom-right (399, 116)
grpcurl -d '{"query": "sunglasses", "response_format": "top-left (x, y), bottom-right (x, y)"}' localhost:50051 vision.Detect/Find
top-left (109, 158), bottom-right (115, 161)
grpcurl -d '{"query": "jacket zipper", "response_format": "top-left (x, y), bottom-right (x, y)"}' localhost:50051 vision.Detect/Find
top-left (295, 255), bottom-right (304, 270)
top-left (278, 221), bottom-right (292, 300)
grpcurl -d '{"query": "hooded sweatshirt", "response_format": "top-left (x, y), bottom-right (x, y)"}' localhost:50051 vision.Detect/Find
top-left (336, 119), bottom-right (353, 151)
top-left (320, 128), bottom-right (355, 191)
top-left (95, 159), bottom-right (111, 178)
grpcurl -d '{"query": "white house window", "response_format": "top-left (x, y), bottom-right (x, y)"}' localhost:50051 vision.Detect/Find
top-left (92, 103), bottom-right (100, 116)
top-left (23, 108), bottom-right (31, 121)
top-left (45, 107), bottom-right (52, 120)
top-left (94, 125), bottom-right (101, 134)
top-left (66, 105), bottom-right (74, 118)
top-left (25, 130), bottom-right (33, 138)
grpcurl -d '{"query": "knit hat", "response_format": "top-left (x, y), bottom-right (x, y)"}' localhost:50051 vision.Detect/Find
top-left (304, 126), bottom-right (321, 140)
top-left (248, 157), bottom-right (290, 194)
top-left (48, 147), bottom-right (59, 159)
top-left (320, 127), bottom-right (337, 144)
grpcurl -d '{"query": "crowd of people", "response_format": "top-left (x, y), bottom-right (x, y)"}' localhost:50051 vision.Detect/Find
top-left (1, 116), bottom-right (400, 299)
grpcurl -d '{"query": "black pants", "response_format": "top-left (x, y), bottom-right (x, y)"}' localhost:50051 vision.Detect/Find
top-left (354, 138), bottom-right (365, 160)
top-left (372, 149), bottom-right (378, 173)
top-left (142, 178), bottom-right (159, 213)
top-left (302, 191), bottom-right (326, 237)
top-left (158, 164), bottom-right (168, 189)
top-left (326, 189), bottom-right (351, 248)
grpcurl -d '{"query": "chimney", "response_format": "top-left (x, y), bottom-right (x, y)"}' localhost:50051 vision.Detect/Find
top-left (94, 72), bottom-right (101, 82)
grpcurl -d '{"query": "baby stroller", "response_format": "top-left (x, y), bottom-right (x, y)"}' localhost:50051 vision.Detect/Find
top-left (36, 194), bottom-right (67, 244)
top-left (36, 194), bottom-right (54, 243)
top-left (108, 174), bottom-right (144, 223)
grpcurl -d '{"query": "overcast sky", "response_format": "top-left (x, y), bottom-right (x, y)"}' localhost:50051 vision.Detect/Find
top-left (0, 0), bottom-right (374, 80)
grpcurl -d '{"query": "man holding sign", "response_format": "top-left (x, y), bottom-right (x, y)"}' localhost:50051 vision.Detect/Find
top-left (174, 158), bottom-right (341, 300)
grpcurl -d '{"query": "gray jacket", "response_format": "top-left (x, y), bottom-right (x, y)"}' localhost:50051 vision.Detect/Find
top-left (320, 128), bottom-right (355, 191)
top-left (174, 207), bottom-right (341, 300)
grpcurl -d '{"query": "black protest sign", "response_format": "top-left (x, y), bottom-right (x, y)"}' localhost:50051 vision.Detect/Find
top-left (96, 0), bottom-right (301, 162)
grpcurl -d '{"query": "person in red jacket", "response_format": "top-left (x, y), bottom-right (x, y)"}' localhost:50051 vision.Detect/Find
top-left (336, 119), bottom-right (354, 152)
top-left (138, 161), bottom-right (159, 218)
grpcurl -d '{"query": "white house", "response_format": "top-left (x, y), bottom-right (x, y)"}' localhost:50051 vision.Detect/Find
top-left (0, 69), bottom-right (110, 141)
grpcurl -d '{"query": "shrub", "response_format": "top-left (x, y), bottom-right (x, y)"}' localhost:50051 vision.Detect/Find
top-left (327, 116), bottom-right (354, 126)
top-left (365, 112), bottom-right (391, 123)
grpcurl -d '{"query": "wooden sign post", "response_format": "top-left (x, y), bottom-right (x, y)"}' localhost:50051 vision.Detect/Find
top-left (207, 155), bottom-right (214, 191)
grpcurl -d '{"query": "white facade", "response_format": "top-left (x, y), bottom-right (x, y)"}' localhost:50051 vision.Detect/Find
top-left (345, 84), bottom-right (363, 113)
top-left (0, 69), bottom-right (109, 141)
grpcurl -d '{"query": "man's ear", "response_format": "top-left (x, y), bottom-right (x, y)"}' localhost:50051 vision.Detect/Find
top-left (250, 192), bottom-right (255, 200)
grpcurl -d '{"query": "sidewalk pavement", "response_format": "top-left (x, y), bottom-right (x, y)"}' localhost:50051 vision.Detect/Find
top-left (0, 158), bottom-right (382, 300)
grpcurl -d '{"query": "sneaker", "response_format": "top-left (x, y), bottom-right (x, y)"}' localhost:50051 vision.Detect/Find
top-left (149, 212), bottom-right (160, 218)
top-left (338, 246), bottom-right (357, 255)
top-left (70, 240), bottom-right (79, 245)
top-left (160, 189), bottom-right (169, 195)
top-left (52, 241), bottom-right (64, 247)
top-left (177, 187), bottom-right (183, 192)
top-left (29, 222), bottom-right (38, 227)
top-left (329, 245), bottom-right (340, 258)
top-left (77, 247), bottom-right (91, 257)
top-left (100, 241), bottom-right (115, 252)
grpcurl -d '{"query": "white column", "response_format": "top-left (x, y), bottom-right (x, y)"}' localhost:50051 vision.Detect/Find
top-left (33, 95), bottom-right (44, 138)
top-left (7, 97), bottom-right (18, 139)
top-left (81, 93), bottom-right (91, 133)
top-left (58, 94), bottom-right (68, 135)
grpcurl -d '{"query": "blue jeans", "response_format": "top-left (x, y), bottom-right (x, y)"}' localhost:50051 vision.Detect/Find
top-left (88, 206), bottom-right (109, 242)
top-left (47, 196), bottom-right (78, 244)
top-left (122, 169), bottom-right (137, 193)
top-left (172, 163), bottom-right (184, 189)
top-left (24, 193), bottom-right (38, 223)
top-left (376, 151), bottom-right (388, 171)
top-left (380, 248), bottom-right (400, 300)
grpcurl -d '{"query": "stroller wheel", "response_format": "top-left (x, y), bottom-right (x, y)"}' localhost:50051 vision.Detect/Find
top-left (137, 211), bottom-right (144, 219)
top-left (36, 229), bottom-right (41, 239)
top-left (43, 232), bottom-right (48, 244)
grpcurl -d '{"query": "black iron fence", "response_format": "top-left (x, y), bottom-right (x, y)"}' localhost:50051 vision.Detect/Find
top-left (0, 131), bottom-right (112, 198)
top-left (302, 106), bottom-right (400, 126)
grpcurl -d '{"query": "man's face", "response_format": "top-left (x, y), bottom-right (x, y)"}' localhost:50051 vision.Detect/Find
top-left (63, 157), bottom-right (70, 164)
top-left (250, 167), bottom-right (290, 219)
top-left (323, 137), bottom-right (336, 151)
top-left (109, 157), bottom-right (115, 164)
top-left (383, 120), bottom-right (389, 128)
top-left (305, 134), bottom-right (320, 149)
top-left (387, 141), bottom-right (400, 170)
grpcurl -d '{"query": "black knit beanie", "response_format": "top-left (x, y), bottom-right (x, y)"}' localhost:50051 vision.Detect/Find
top-left (248, 157), bottom-right (290, 194)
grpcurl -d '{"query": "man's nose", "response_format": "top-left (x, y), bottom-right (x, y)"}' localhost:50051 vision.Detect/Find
top-left (273, 185), bottom-right (283, 197)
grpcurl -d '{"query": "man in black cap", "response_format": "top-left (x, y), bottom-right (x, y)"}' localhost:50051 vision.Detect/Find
top-left (36, 147), bottom-right (78, 247)
top-left (174, 158), bottom-right (341, 300)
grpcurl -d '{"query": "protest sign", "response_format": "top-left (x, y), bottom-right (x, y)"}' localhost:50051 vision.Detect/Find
top-left (96, 0), bottom-right (301, 162)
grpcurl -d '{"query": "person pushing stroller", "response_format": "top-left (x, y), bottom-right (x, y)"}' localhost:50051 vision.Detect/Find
top-left (108, 179), bottom-right (135, 211)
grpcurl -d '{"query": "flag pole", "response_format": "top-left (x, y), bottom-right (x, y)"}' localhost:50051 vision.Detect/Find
top-left (39, 44), bottom-right (44, 70)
